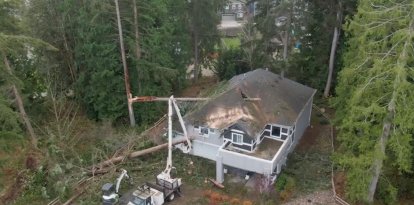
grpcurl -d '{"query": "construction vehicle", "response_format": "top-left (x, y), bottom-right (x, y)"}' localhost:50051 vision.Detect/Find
top-left (102, 96), bottom-right (192, 205)
top-left (102, 169), bottom-right (130, 205)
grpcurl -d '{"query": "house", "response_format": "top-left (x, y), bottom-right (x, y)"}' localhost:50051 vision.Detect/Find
top-left (222, 0), bottom-right (246, 20)
top-left (246, 0), bottom-right (258, 17)
top-left (219, 0), bottom-right (246, 37)
top-left (175, 69), bottom-right (316, 183)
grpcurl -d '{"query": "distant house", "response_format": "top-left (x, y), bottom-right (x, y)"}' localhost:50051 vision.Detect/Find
top-left (222, 0), bottom-right (246, 20)
top-left (175, 69), bottom-right (316, 183)
top-left (246, 1), bottom-right (258, 17)
top-left (219, 0), bottom-right (246, 37)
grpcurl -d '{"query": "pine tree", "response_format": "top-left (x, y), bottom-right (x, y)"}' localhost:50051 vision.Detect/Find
top-left (1, 0), bottom-right (56, 149)
top-left (334, 0), bottom-right (414, 202)
top-left (27, 0), bottom-right (195, 123)
top-left (188, 0), bottom-right (221, 81)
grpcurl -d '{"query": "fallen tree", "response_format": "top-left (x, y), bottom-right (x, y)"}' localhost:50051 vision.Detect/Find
top-left (89, 138), bottom-right (191, 174)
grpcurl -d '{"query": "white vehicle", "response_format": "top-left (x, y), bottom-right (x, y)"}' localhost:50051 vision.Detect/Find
top-left (102, 169), bottom-right (130, 205)
top-left (102, 96), bottom-right (191, 205)
top-left (123, 181), bottom-right (180, 205)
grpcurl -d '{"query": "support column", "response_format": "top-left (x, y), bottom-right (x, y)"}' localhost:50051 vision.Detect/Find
top-left (216, 155), bottom-right (224, 183)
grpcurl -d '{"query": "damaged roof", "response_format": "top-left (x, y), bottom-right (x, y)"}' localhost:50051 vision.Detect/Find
top-left (185, 69), bottom-right (316, 138)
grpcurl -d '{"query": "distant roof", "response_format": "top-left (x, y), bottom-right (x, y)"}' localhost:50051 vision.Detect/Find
top-left (228, 0), bottom-right (246, 3)
top-left (185, 69), bottom-right (316, 138)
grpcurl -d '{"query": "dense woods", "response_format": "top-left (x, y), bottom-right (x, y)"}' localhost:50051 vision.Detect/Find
top-left (0, 0), bottom-right (413, 204)
top-left (334, 0), bottom-right (414, 203)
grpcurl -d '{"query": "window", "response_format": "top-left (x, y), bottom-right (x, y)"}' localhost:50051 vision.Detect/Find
top-left (271, 126), bottom-right (280, 137)
top-left (232, 133), bottom-right (243, 144)
top-left (282, 128), bottom-right (288, 134)
top-left (199, 127), bottom-right (209, 138)
top-left (200, 127), bottom-right (208, 135)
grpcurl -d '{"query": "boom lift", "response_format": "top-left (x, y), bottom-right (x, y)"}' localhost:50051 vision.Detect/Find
top-left (102, 96), bottom-right (192, 205)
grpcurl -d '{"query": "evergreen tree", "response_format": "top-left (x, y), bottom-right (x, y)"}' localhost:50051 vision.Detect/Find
top-left (27, 0), bottom-right (194, 123)
top-left (188, 0), bottom-right (221, 81)
top-left (334, 0), bottom-right (414, 203)
top-left (1, 0), bottom-right (55, 148)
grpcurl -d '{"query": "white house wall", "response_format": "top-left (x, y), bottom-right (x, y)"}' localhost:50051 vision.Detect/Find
top-left (292, 95), bottom-right (313, 148)
top-left (271, 136), bottom-right (291, 175)
top-left (188, 125), bottom-right (224, 146)
top-left (189, 140), bottom-right (220, 161)
top-left (218, 148), bottom-right (273, 174)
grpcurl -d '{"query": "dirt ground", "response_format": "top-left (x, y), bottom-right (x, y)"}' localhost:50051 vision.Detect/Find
top-left (283, 190), bottom-right (335, 205)
top-left (0, 171), bottom-right (26, 205)
top-left (168, 184), bottom-right (205, 205)
top-left (178, 76), bottom-right (218, 97)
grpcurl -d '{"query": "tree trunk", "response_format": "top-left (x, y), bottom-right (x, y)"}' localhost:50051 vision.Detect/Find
top-left (367, 19), bottom-right (412, 202)
top-left (2, 55), bottom-right (38, 149)
top-left (281, 1), bottom-right (293, 78)
top-left (323, 4), bottom-right (343, 98)
top-left (132, 0), bottom-right (142, 94)
top-left (323, 26), bottom-right (339, 97)
top-left (282, 31), bottom-right (289, 62)
top-left (61, 22), bottom-right (76, 83)
top-left (115, 0), bottom-right (136, 126)
top-left (193, 33), bottom-right (199, 82)
top-left (90, 138), bottom-right (191, 173)
top-left (367, 96), bottom-right (395, 202)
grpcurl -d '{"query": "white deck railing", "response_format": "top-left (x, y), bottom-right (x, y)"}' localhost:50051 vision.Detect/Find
top-left (218, 146), bottom-right (274, 174)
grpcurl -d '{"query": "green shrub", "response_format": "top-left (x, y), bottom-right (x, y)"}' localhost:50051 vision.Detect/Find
top-left (275, 173), bottom-right (296, 201)
top-left (319, 118), bottom-right (330, 125)
top-left (213, 48), bottom-right (250, 80)
top-left (275, 173), bottom-right (288, 192)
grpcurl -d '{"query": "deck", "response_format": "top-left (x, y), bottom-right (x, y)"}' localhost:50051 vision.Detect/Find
top-left (224, 137), bottom-right (284, 160)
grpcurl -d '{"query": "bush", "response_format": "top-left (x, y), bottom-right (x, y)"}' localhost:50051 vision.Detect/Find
top-left (319, 118), bottom-right (330, 125)
top-left (213, 48), bottom-right (250, 80)
top-left (275, 173), bottom-right (296, 201)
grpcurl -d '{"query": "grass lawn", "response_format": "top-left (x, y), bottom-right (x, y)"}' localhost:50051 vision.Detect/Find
top-left (222, 37), bottom-right (241, 49)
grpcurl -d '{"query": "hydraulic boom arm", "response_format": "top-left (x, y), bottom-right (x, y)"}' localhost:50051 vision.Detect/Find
top-left (161, 96), bottom-right (192, 179)
top-left (171, 98), bottom-right (192, 153)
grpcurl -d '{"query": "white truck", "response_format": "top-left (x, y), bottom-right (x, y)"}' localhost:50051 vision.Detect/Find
top-left (102, 96), bottom-right (192, 205)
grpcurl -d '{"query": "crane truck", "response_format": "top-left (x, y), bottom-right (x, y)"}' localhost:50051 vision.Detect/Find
top-left (102, 96), bottom-right (192, 205)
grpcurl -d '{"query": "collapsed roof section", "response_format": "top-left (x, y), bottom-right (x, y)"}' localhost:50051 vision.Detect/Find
top-left (185, 69), bottom-right (316, 138)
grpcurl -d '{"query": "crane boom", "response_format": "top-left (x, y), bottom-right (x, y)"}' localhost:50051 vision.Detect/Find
top-left (171, 98), bottom-right (192, 153)
top-left (115, 169), bottom-right (129, 193)
top-left (159, 95), bottom-right (192, 180)
top-left (164, 97), bottom-right (173, 177)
